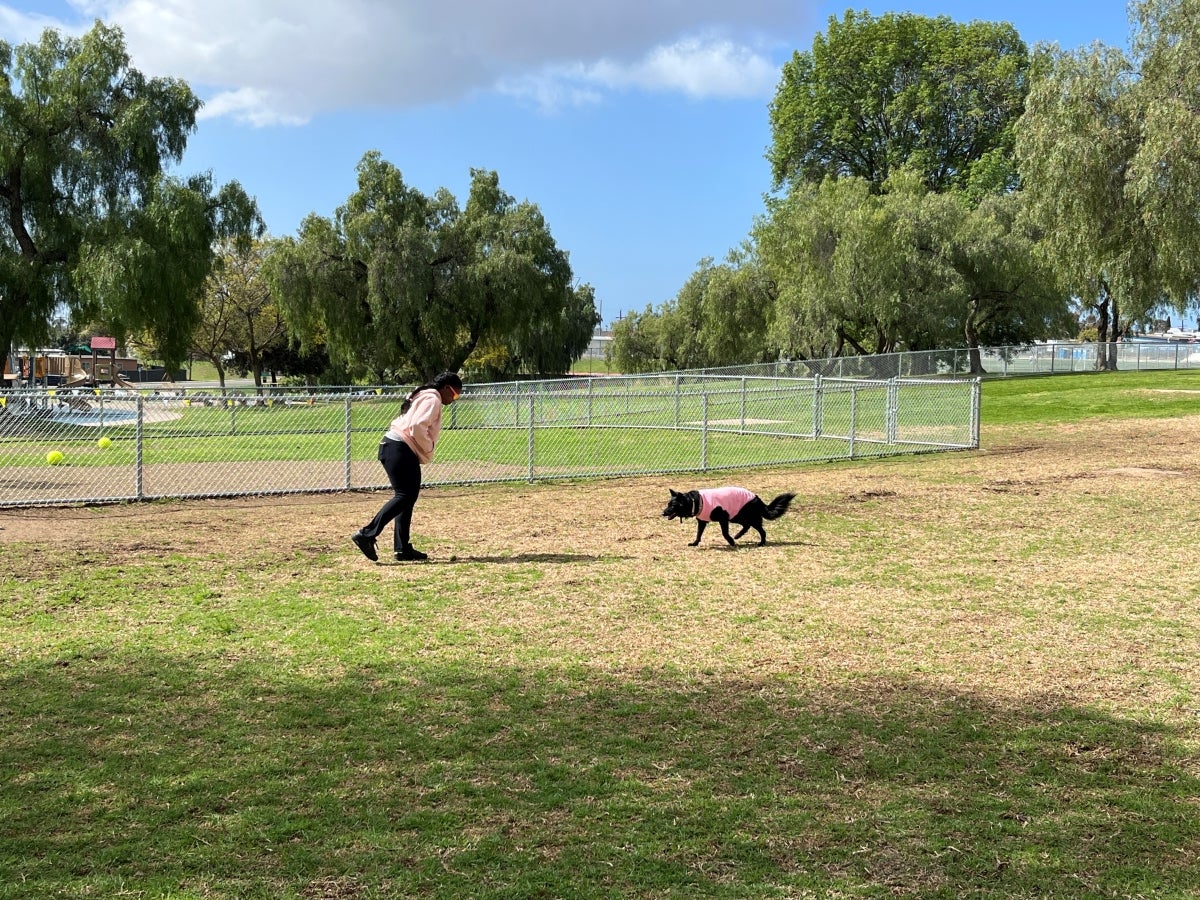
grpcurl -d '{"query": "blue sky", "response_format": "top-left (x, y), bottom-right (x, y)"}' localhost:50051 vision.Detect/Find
top-left (5, 1), bottom-right (1133, 328)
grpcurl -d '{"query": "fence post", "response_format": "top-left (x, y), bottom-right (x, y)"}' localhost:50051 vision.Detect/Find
top-left (344, 396), bottom-right (353, 489)
top-left (812, 375), bottom-right (823, 439)
top-left (527, 393), bottom-right (536, 482)
top-left (587, 377), bottom-right (594, 427)
top-left (674, 374), bottom-right (681, 428)
top-left (971, 378), bottom-right (982, 449)
top-left (701, 391), bottom-right (709, 470)
top-left (886, 378), bottom-right (898, 444)
top-left (848, 385), bottom-right (857, 459)
top-left (740, 376), bottom-right (747, 433)
top-left (135, 395), bottom-right (145, 501)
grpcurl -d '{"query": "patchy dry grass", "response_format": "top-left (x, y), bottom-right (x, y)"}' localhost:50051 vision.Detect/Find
top-left (2, 397), bottom-right (1200, 898)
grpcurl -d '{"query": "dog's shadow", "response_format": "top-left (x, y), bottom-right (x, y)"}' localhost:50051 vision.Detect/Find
top-left (685, 539), bottom-right (811, 550)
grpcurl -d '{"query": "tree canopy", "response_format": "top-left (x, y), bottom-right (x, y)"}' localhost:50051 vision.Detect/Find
top-left (768, 11), bottom-right (1029, 198)
top-left (265, 152), bottom-right (598, 382)
top-left (0, 22), bottom-right (262, 369)
top-left (190, 240), bottom-right (287, 389)
top-left (1016, 0), bottom-right (1200, 368)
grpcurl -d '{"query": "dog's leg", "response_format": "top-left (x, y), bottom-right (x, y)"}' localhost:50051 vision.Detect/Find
top-left (690, 520), bottom-right (707, 546)
top-left (711, 509), bottom-right (737, 547)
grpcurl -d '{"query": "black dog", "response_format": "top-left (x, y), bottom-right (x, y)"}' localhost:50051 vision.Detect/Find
top-left (662, 486), bottom-right (795, 547)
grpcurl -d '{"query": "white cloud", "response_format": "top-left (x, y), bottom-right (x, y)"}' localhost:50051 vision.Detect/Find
top-left (0, 5), bottom-right (70, 43)
top-left (1, 0), bottom-right (814, 124)
top-left (595, 37), bottom-right (781, 99)
top-left (498, 36), bottom-right (780, 113)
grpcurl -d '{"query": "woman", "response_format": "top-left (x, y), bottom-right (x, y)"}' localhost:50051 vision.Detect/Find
top-left (351, 371), bottom-right (463, 562)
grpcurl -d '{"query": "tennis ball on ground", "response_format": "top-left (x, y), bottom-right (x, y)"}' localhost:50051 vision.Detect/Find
top-left (46, 450), bottom-right (65, 465)
top-left (97, 436), bottom-right (113, 450)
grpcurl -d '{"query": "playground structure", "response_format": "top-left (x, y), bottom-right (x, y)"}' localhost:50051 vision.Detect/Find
top-left (3, 337), bottom-right (141, 390)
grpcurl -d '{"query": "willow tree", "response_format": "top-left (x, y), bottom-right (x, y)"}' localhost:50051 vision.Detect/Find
top-left (265, 152), bottom-right (598, 381)
top-left (1017, 0), bottom-right (1200, 368)
top-left (1128, 0), bottom-right (1200, 308)
top-left (755, 176), bottom-right (935, 360)
top-left (756, 173), bottom-right (1067, 370)
top-left (0, 22), bottom-right (261, 370)
top-left (1016, 44), bottom-right (1154, 369)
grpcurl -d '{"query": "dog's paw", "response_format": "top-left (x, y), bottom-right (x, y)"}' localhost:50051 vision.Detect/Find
top-left (688, 540), bottom-right (700, 547)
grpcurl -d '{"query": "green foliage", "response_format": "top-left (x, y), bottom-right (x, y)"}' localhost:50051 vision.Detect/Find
top-left (264, 153), bottom-right (599, 382)
top-left (1127, 0), bottom-right (1200, 301)
top-left (768, 10), bottom-right (1029, 195)
top-left (1016, 2), bottom-right (1200, 359)
top-left (754, 175), bottom-right (1070, 365)
top-left (608, 251), bottom-right (776, 373)
top-left (1016, 42), bottom-right (1152, 355)
top-left (190, 240), bottom-right (287, 389)
top-left (0, 22), bottom-right (262, 368)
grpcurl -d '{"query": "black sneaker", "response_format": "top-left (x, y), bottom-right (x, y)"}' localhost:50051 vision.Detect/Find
top-left (351, 531), bottom-right (378, 562)
top-left (395, 545), bottom-right (428, 562)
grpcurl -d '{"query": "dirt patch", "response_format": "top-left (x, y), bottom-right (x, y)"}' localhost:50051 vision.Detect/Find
top-left (3, 416), bottom-right (1198, 549)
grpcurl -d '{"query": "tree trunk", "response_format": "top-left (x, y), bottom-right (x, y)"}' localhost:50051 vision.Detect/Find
top-left (965, 298), bottom-right (987, 375)
top-left (1107, 296), bottom-right (1120, 371)
top-left (1095, 290), bottom-right (1110, 372)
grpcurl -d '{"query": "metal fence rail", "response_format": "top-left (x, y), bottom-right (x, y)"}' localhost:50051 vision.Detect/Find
top-left (0, 375), bottom-right (980, 508)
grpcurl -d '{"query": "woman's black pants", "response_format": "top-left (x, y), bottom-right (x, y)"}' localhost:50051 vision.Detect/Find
top-left (360, 438), bottom-right (422, 553)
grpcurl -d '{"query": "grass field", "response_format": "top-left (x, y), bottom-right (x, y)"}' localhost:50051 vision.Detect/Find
top-left (2, 370), bottom-right (1199, 898)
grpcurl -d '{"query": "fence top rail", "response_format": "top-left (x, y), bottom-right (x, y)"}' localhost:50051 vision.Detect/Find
top-left (0, 375), bottom-right (984, 404)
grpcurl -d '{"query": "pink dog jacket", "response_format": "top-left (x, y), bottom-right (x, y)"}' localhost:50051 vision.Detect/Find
top-left (697, 486), bottom-right (756, 521)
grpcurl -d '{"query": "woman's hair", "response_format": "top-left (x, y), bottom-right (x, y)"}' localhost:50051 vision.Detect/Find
top-left (400, 371), bottom-right (463, 414)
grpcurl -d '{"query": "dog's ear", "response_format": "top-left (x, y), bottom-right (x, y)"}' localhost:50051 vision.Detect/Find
top-left (670, 489), bottom-right (681, 498)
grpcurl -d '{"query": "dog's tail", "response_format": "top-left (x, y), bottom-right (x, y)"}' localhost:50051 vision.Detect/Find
top-left (763, 493), bottom-right (796, 520)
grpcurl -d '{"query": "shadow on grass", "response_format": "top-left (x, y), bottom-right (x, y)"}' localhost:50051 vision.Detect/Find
top-left (412, 552), bottom-right (630, 565)
top-left (2, 652), bottom-right (1196, 898)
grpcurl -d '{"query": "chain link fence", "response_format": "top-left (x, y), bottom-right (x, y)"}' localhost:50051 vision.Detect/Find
top-left (654, 340), bottom-right (1200, 380)
top-left (0, 374), bottom-right (979, 508)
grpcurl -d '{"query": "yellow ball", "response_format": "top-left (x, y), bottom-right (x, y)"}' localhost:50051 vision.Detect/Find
top-left (46, 450), bottom-right (65, 466)
top-left (97, 436), bottom-right (113, 450)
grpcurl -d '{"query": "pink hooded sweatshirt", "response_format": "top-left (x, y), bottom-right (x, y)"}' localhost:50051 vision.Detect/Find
top-left (385, 390), bottom-right (444, 464)
top-left (697, 486), bottom-right (755, 521)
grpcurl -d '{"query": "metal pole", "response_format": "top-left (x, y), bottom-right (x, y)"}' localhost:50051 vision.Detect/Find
top-left (813, 375), bottom-right (823, 439)
top-left (527, 393), bottom-right (536, 482)
top-left (343, 396), bottom-right (353, 489)
top-left (886, 378), bottom-right (898, 444)
top-left (971, 378), bottom-right (981, 449)
top-left (848, 385), bottom-right (857, 459)
top-left (701, 391), bottom-right (709, 470)
top-left (135, 395), bottom-right (144, 501)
